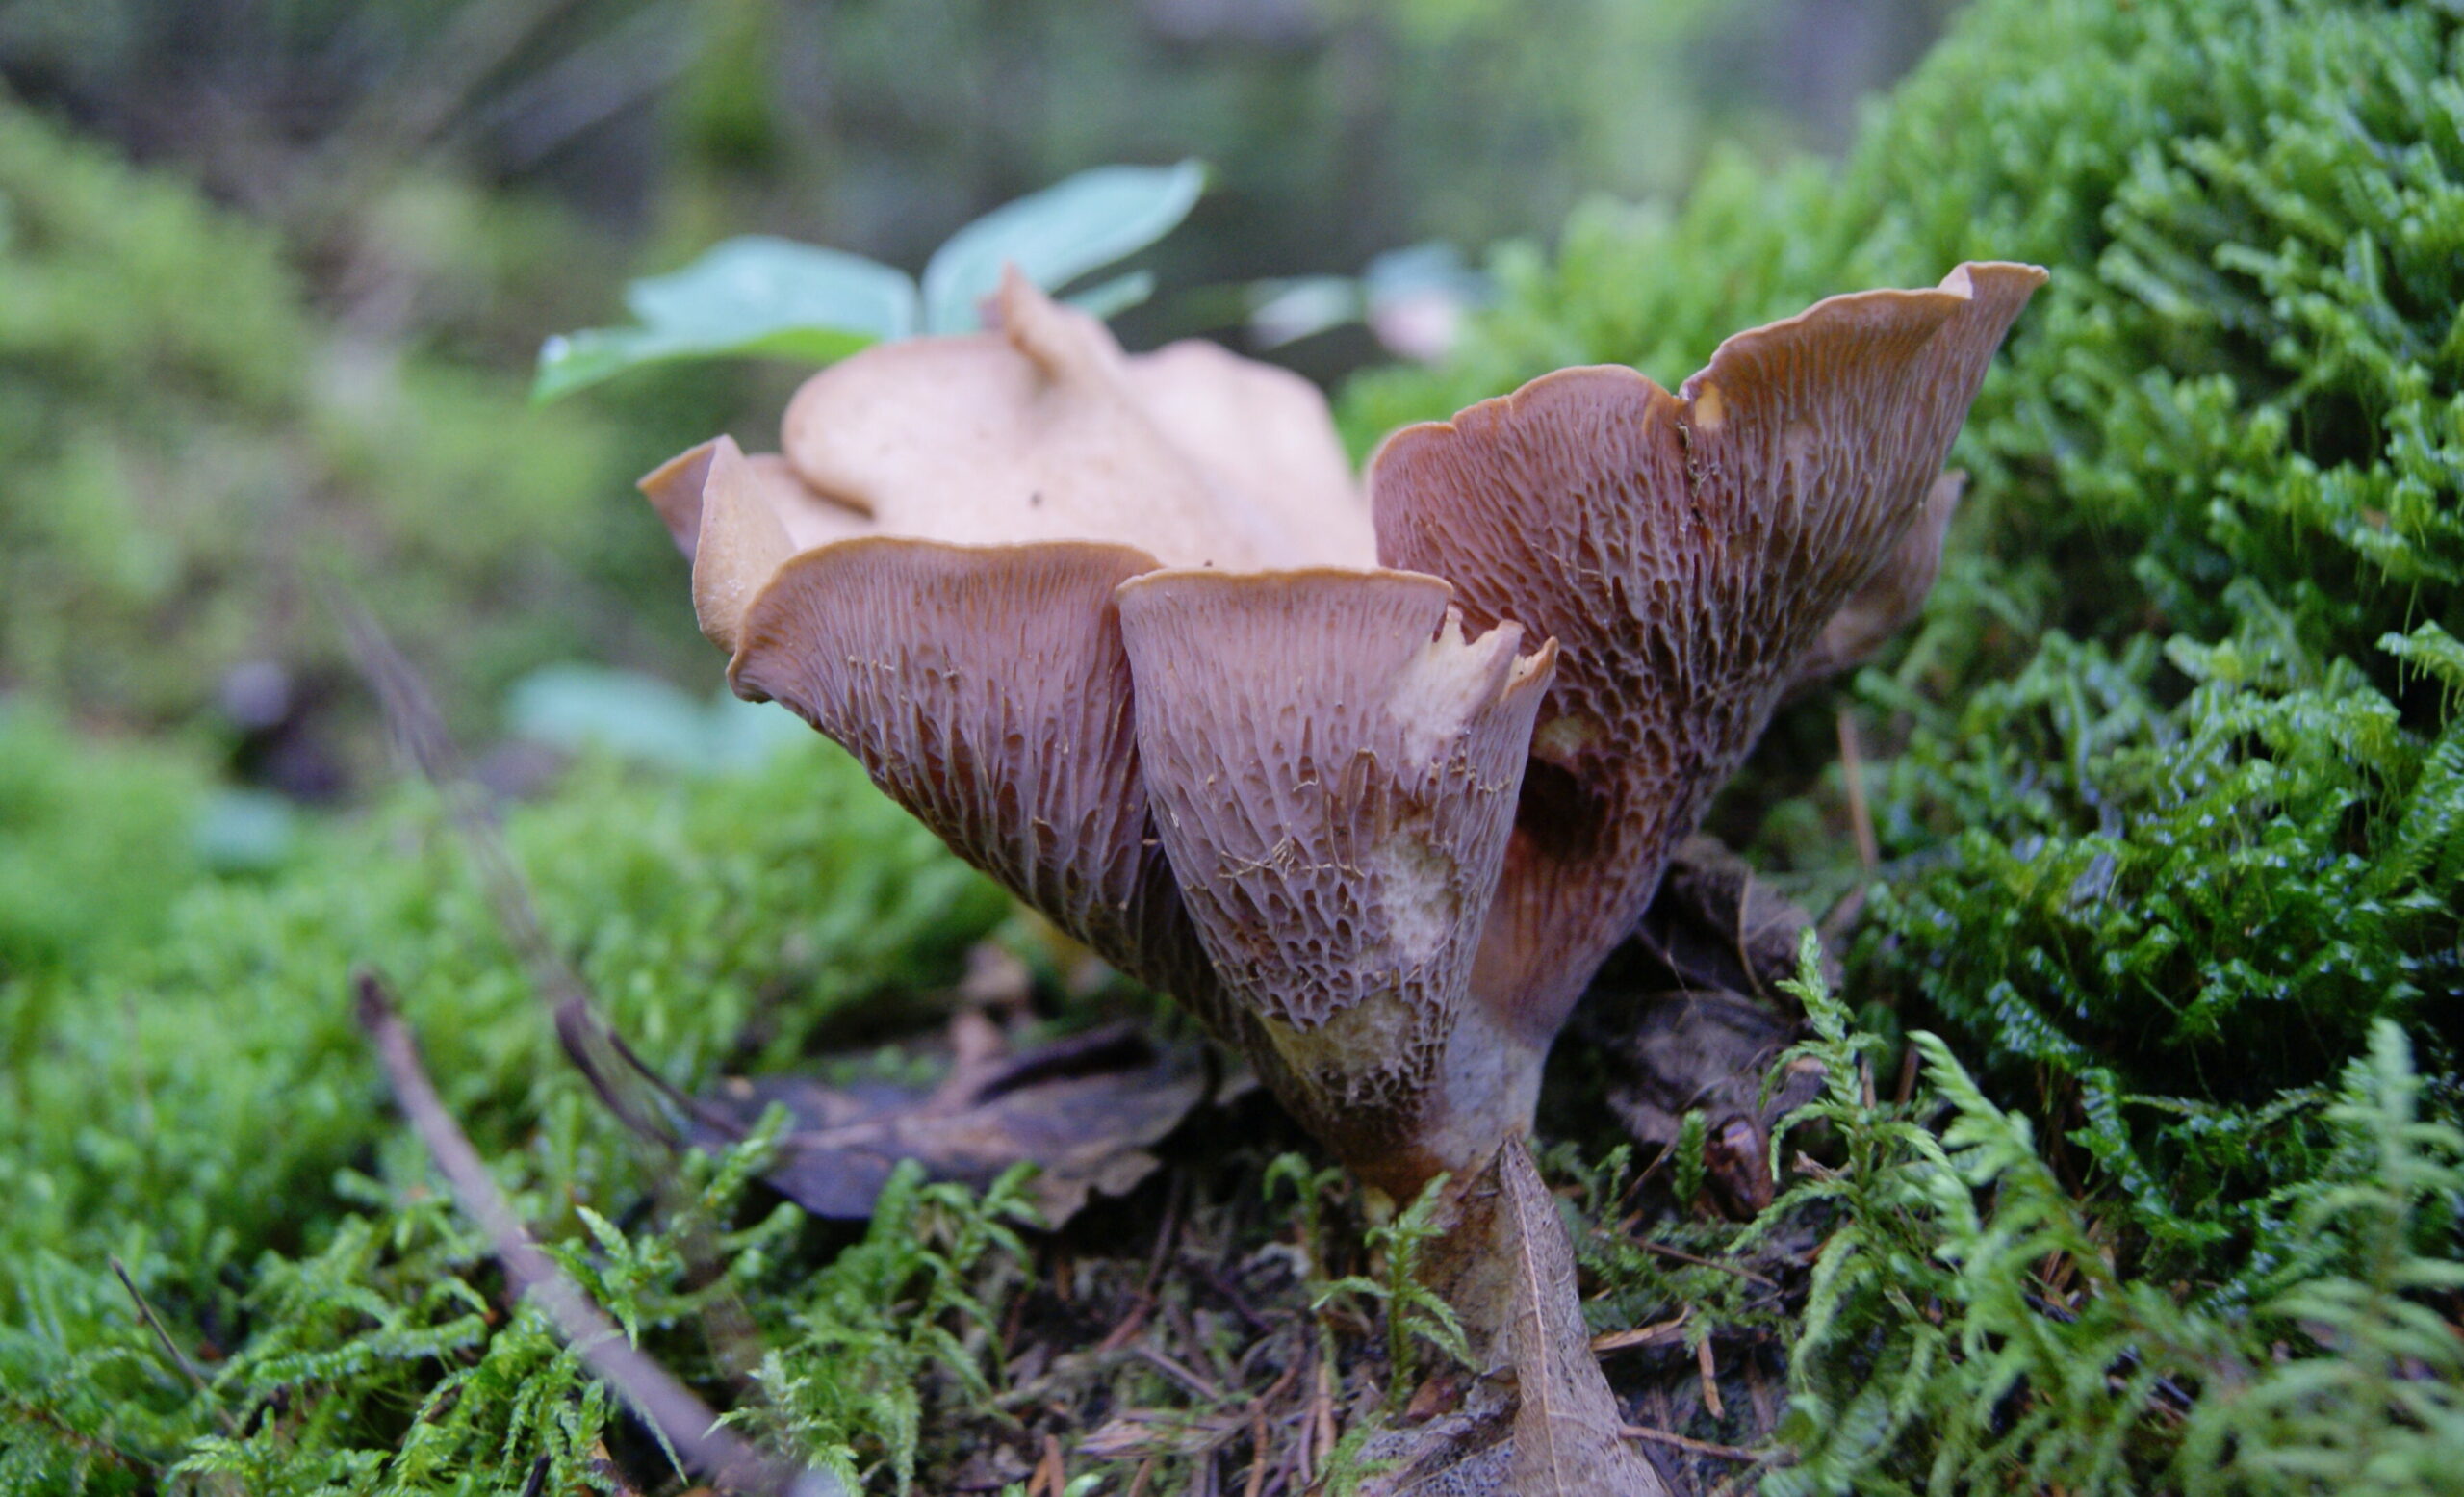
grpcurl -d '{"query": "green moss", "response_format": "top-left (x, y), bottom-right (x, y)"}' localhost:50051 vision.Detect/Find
top-left (0, 703), bottom-right (210, 990)
top-left (0, 742), bottom-right (1007, 1490)
top-left (1755, 941), bottom-right (2464, 1495)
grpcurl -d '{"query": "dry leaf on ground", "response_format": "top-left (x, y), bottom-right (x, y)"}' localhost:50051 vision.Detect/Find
top-left (685, 1015), bottom-right (1213, 1225)
top-left (1358, 1142), bottom-right (1672, 1497)
top-left (1580, 838), bottom-right (1830, 1217)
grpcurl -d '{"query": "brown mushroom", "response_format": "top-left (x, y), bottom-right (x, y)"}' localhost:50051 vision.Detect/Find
top-left (776, 267), bottom-right (1373, 569)
top-left (1115, 567), bottom-right (1554, 1197)
top-left (1369, 262), bottom-right (2045, 1147)
top-left (636, 261), bottom-right (2042, 1208)
top-left (1785, 468), bottom-right (1967, 695)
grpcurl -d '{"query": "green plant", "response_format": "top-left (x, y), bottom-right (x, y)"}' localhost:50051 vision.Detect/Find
top-left (0, 701), bottom-right (209, 989)
top-left (532, 161), bottom-right (1207, 400)
top-left (744, 1160), bottom-right (1040, 1492)
top-left (0, 739), bottom-right (1008, 1492)
top-left (1315, 1174), bottom-right (1474, 1411)
top-left (1756, 932), bottom-right (2464, 1495)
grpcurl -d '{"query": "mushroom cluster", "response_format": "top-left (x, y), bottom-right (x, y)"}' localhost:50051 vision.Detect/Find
top-left (642, 263), bottom-right (2043, 1204)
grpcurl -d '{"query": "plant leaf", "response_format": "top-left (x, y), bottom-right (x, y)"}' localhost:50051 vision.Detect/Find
top-left (533, 237), bottom-right (917, 401)
top-left (1064, 269), bottom-right (1157, 322)
top-left (919, 160), bottom-right (1205, 334)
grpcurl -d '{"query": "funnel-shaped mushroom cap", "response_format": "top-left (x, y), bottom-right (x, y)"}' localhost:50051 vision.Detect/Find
top-left (632, 281), bottom-right (1398, 1066)
top-left (775, 269), bottom-right (1375, 570)
top-left (1372, 261), bottom-right (2045, 1042)
top-left (725, 535), bottom-right (1255, 1033)
top-left (1116, 568), bottom-right (1555, 1189)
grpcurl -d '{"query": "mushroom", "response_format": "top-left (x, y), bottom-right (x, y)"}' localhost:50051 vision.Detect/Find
top-left (1370, 261), bottom-right (2049, 1151)
top-left (636, 261), bottom-right (2044, 1209)
top-left (1116, 567), bottom-right (1555, 1200)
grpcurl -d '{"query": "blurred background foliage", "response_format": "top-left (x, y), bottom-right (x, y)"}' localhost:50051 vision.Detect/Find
top-left (0, 0), bottom-right (1947, 803)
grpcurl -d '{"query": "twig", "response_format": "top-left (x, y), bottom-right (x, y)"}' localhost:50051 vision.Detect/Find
top-left (1309, 1357), bottom-right (1337, 1479)
top-left (336, 596), bottom-right (688, 1145)
top-left (1098, 1171), bottom-right (1188, 1353)
top-left (1696, 1336), bottom-right (1726, 1420)
top-left (1835, 709), bottom-right (1879, 872)
top-left (1136, 1347), bottom-right (1223, 1403)
top-left (1243, 1402), bottom-right (1269, 1497)
top-left (109, 1258), bottom-right (231, 1432)
top-left (1591, 1310), bottom-right (1690, 1355)
top-left (353, 971), bottom-right (842, 1497)
top-left (1619, 1426), bottom-right (1767, 1462)
top-left (1634, 1238), bottom-right (1779, 1289)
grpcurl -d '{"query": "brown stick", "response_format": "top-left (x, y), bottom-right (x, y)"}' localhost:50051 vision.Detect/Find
top-left (1695, 1336), bottom-right (1726, 1420)
top-left (1633, 1238), bottom-right (1779, 1289)
top-left (1836, 708), bottom-right (1879, 873)
top-left (1619, 1425), bottom-right (1767, 1462)
top-left (109, 1257), bottom-right (232, 1432)
top-left (353, 971), bottom-right (840, 1497)
top-left (1591, 1310), bottom-right (1690, 1355)
top-left (336, 596), bottom-right (719, 1151)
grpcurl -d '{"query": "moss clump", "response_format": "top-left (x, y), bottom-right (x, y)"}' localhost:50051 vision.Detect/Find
top-left (0, 702), bottom-right (209, 990)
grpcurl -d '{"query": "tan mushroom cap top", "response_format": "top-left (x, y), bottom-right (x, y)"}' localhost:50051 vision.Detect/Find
top-left (775, 269), bottom-right (1375, 571)
top-left (1372, 260), bottom-right (2047, 1043)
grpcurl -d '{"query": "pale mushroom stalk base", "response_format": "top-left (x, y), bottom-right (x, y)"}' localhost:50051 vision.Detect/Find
top-left (637, 261), bottom-right (2045, 1378)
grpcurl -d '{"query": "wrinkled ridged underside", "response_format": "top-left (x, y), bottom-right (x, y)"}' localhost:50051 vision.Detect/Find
top-left (1372, 261), bottom-right (2046, 1043)
top-left (1116, 568), bottom-right (1553, 1174)
top-left (725, 537), bottom-right (1243, 1038)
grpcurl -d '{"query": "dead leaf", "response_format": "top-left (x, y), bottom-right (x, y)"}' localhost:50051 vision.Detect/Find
top-left (1630, 838), bottom-right (1834, 1004)
top-left (1356, 1144), bottom-right (1671, 1497)
top-left (1498, 1142), bottom-right (1671, 1497)
top-left (1583, 839), bottom-right (1831, 1218)
top-left (684, 1020), bottom-right (1211, 1226)
top-left (1079, 1410), bottom-right (1243, 1460)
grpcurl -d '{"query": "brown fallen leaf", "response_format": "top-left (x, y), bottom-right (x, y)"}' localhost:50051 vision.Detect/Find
top-left (682, 1018), bottom-right (1212, 1226)
top-left (1499, 1141), bottom-right (1672, 1497)
top-left (1078, 1410), bottom-right (1244, 1461)
top-left (1356, 1143), bottom-right (1671, 1497)
top-left (1583, 839), bottom-right (1831, 1218)
top-left (1629, 837), bottom-right (1835, 1005)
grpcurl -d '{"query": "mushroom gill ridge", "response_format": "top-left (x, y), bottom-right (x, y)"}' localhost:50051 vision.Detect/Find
top-left (1116, 567), bottom-right (1555, 1194)
top-left (1370, 260), bottom-right (2047, 1064)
